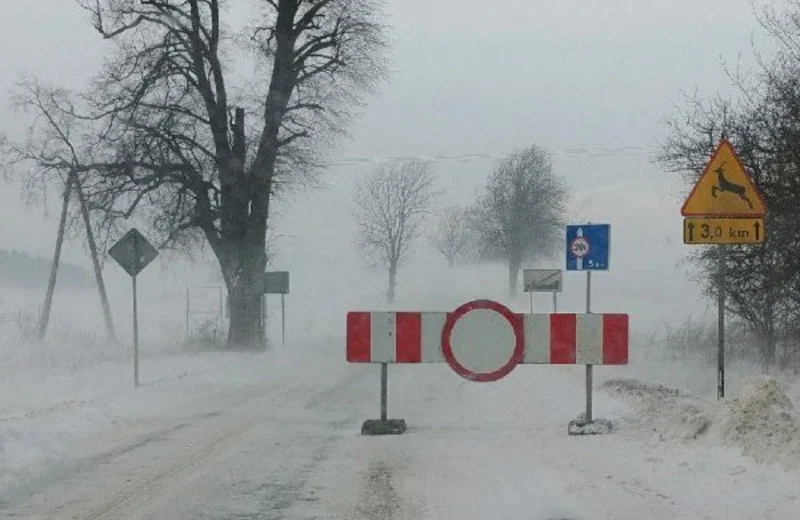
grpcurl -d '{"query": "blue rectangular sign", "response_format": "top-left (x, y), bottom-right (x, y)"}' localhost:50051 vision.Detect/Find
top-left (566, 224), bottom-right (610, 271)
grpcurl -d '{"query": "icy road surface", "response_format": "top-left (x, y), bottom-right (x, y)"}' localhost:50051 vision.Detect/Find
top-left (3, 340), bottom-right (800, 520)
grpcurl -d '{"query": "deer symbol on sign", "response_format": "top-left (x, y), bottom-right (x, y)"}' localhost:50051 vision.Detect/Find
top-left (711, 161), bottom-right (754, 209)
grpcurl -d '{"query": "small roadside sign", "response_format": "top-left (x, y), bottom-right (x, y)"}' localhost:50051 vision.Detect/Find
top-left (262, 270), bottom-right (290, 345)
top-left (566, 224), bottom-right (610, 271)
top-left (680, 138), bottom-right (769, 402)
top-left (108, 228), bottom-right (158, 388)
top-left (523, 269), bottom-right (563, 292)
top-left (681, 139), bottom-right (766, 218)
top-left (683, 217), bottom-right (764, 245)
top-left (109, 228), bottom-right (158, 277)
top-left (263, 271), bottom-right (290, 294)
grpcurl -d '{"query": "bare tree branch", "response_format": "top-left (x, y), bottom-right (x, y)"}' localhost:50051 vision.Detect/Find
top-left (352, 160), bottom-right (440, 302)
top-left (469, 144), bottom-right (569, 299)
top-left (429, 205), bottom-right (473, 268)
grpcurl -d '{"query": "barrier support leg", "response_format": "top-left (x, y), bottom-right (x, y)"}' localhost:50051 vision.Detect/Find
top-left (361, 363), bottom-right (407, 436)
top-left (568, 364), bottom-right (612, 436)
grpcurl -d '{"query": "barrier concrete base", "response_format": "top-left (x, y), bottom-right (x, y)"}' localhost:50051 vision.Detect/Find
top-left (361, 419), bottom-right (407, 436)
top-left (567, 417), bottom-right (613, 436)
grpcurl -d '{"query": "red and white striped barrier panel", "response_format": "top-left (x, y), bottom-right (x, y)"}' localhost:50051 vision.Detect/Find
top-left (347, 311), bottom-right (628, 365)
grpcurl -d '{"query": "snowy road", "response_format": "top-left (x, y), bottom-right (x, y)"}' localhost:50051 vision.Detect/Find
top-left (3, 341), bottom-right (800, 520)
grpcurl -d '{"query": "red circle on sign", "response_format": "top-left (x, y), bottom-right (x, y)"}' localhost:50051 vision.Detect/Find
top-left (570, 237), bottom-right (590, 258)
top-left (441, 299), bottom-right (525, 383)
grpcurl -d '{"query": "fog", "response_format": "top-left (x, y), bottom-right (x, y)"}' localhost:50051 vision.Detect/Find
top-left (6, 3), bottom-right (800, 517)
top-left (0, 0), bottom-right (780, 345)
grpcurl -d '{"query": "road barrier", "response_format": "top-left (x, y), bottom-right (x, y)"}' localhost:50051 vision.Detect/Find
top-left (346, 299), bottom-right (628, 436)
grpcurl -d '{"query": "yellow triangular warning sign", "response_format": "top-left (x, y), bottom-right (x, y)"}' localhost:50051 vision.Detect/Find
top-left (681, 139), bottom-right (766, 217)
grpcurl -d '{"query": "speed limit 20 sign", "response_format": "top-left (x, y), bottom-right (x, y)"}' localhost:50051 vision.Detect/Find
top-left (566, 224), bottom-right (610, 271)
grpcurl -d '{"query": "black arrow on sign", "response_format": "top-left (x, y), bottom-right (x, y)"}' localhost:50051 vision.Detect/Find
top-left (686, 221), bottom-right (695, 242)
top-left (754, 221), bottom-right (761, 241)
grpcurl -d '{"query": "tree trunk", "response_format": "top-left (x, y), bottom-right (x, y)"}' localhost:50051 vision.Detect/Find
top-left (74, 171), bottom-right (117, 343)
top-left (760, 288), bottom-right (777, 370)
top-left (221, 233), bottom-right (267, 350)
top-left (762, 323), bottom-right (777, 370)
top-left (387, 264), bottom-right (397, 304)
top-left (226, 268), bottom-right (265, 350)
top-left (214, 107), bottom-right (268, 350)
top-left (38, 174), bottom-right (73, 341)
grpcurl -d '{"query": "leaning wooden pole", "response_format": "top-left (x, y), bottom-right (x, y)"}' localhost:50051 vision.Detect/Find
top-left (73, 171), bottom-right (117, 343)
top-left (38, 173), bottom-right (74, 341)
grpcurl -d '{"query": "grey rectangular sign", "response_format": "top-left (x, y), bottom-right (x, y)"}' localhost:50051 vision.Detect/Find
top-left (263, 271), bottom-right (290, 294)
top-left (523, 269), bottom-right (562, 293)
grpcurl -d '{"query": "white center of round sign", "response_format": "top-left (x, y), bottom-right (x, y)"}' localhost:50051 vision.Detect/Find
top-left (449, 309), bottom-right (516, 375)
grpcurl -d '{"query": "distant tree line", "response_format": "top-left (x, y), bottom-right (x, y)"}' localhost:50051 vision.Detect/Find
top-left (0, 249), bottom-right (93, 289)
top-left (658, 2), bottom-right (800, 369)
top-left (352, 143), bottom-right (569, 303)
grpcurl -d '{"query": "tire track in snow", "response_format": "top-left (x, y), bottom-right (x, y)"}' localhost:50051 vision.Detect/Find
top-left (81, 370), bottom-right (374, 520)
top-left (213, 371), bottom-right (373, 520)
top-left (3, 363), bottom-right (374, 520)
top-left (1, 380), bottom-right (291, 513)
top-left (354, 462), bottom-right (403, 520)
top-left (58, 383), bottom-right (305, 520)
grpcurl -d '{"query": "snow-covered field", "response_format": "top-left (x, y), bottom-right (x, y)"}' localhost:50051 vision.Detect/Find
top-left (2, 284), bottom-right (800, 518)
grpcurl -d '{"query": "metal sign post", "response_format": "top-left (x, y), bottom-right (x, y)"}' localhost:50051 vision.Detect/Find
top-left (108, 228), bottom-right (158, 388)
top-left (717, 245), bottom-right (726, 400)
top-left (585, 269), bottom-right (592, 423)
top-left (281, 293), bottom-right (286, 345)
top-left (262, 271), bottom-right (290, 346)
top-left (132, 234), bottom-right (139, 388)
top-left (380, 362), bottom-right (388, 421)
top-left (565, 223), bottom-right (612, 435)
top-left (681, 139), bottom-right (767, 400)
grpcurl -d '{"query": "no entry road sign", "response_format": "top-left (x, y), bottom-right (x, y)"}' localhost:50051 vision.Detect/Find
top-left (440, 299), bottom-right (525, 382)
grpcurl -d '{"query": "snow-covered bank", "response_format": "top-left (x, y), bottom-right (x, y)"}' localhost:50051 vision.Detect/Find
top-left (603, 374), bottom-right (800, 471)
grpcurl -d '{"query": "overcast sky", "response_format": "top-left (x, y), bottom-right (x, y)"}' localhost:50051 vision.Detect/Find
top-left (0, 0), bottom-right (784, 342)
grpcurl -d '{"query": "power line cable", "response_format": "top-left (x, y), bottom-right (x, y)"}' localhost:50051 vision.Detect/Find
top-left (319, 144), bottom-right (660, 167)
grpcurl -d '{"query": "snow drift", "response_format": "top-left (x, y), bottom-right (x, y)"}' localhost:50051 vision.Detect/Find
top-left (604, 375), bottom-right (800, 469)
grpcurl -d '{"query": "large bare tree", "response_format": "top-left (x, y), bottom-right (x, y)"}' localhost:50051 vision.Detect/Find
top-left (10, 0), bottom-right (387, 349)
top-left (429, 205), bottom-right (472, 268)
top-left (470, 144), bottom-right (569, 299)
top-left (353, 161), bottom-right (438, 303)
